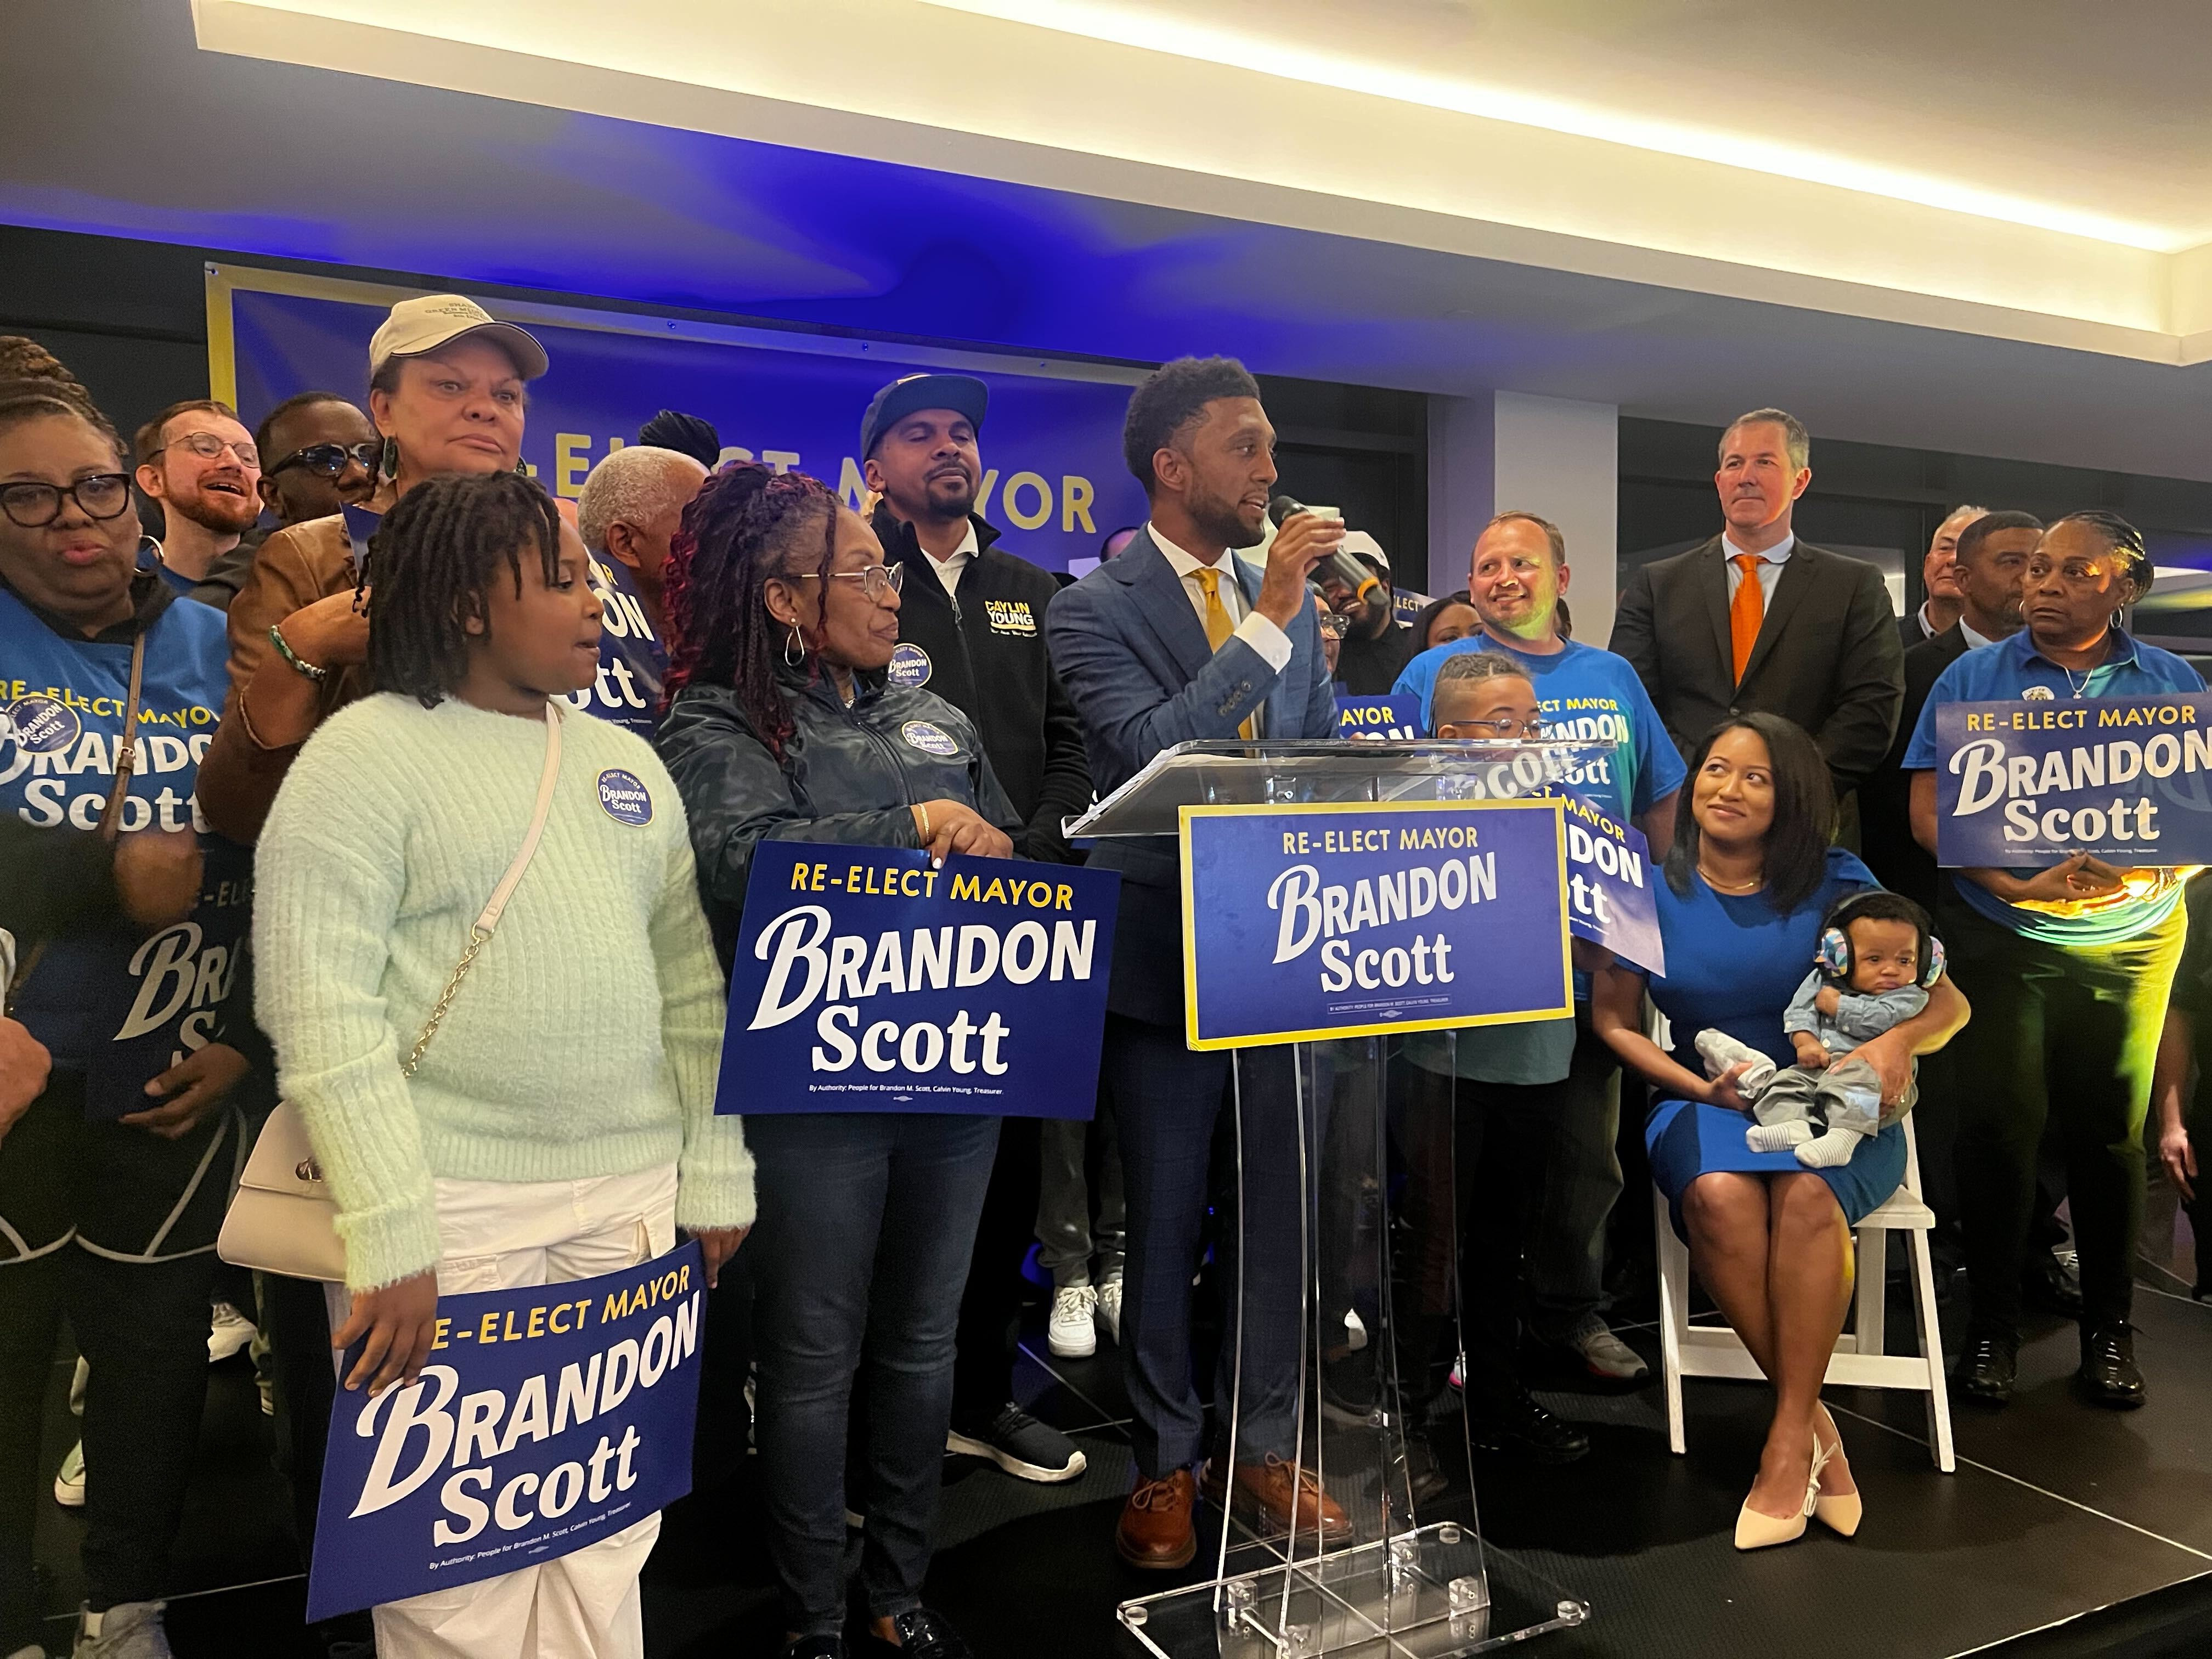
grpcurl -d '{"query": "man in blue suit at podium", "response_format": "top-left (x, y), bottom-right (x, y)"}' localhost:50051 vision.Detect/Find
top-left (1047, 357), bottom-right (1345, 1571)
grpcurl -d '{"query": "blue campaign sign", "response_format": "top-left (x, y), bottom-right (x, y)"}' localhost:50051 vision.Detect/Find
top-left (716, 842), bottom-right (1120, 1118)
top-left (306, 1242), bottom-right (705, 1622)
top-left (1556, 791), bottom-right (1666, 975)
top-left (215, 267), bottom-right (1146, 573)
top-left (1933, 695), bottom-right (2212, 865)
top-left (1333, 695), bottom-right (1423, 740)
top-left (1179, 800), bottom-right (1573, 1049)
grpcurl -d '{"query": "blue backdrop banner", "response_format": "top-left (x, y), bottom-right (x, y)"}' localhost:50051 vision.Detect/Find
top-left (1179, 800), bottom-right (1572, 1048)
top-left (1333, 695), bottom-right (1423, 740)
top-left (212, 267), bottom-right (1148, 573)
top-left (716, 842), bottom-right (1119, 1118)
top-left (306, 1242), bottom-right (705, 1622)
top-left (1932, 695), bottom-right (2212, 864)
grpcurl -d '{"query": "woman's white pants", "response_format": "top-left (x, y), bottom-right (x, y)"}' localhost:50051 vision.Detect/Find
top-left (369, 1162), bottom-right (680, 1659)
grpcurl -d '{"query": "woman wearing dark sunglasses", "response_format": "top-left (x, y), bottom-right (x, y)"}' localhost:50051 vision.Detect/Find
top-left (0, 381), bottom-right (258, 1659)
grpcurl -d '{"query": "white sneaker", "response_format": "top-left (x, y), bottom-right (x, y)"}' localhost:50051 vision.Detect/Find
top-left (1096, 1277), bottom-right (1123, 1346)
top-left (73, 1601), bottom-right (172, 1659)
top-left (54, 1441), bottom-right (84, 1508)
top-left (207, 1301), bottom-right (255, 1364)
top-left (1048, 1283), bottom-right (1098, 1358)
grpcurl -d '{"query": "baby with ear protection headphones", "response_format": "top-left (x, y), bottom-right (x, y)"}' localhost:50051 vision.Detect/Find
top-left (1693, 890), bottom-right (1945, 1170)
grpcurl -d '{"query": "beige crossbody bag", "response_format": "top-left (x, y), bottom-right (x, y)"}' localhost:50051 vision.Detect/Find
top-left (218, 703), bottom-right (566, 1282)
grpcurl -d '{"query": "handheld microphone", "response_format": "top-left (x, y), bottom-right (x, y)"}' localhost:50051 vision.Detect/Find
top-left (1268, 495), bottom-right (1387, 614)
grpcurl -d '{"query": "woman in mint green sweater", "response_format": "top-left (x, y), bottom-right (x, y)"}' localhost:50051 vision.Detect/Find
top-left (253, 472), bottom-right (753, 1659)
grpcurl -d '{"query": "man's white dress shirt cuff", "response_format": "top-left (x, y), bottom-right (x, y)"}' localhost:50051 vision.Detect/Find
top-left (1234, 611), bottom-right (1293, 673)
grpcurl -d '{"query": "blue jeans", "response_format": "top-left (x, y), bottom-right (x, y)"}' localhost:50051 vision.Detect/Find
top-left (746, 1111), bottom-right (1001, 1638)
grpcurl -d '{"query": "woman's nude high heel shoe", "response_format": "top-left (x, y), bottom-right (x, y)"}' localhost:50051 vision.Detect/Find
top-left (1810, 1419), bottom-right (1861, 1538)
top-left (1734, 1435), bottom-right (1833, 1551)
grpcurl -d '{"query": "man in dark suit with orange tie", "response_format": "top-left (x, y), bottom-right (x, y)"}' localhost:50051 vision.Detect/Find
top-left (1611, 408), bottom-right (1903, 797)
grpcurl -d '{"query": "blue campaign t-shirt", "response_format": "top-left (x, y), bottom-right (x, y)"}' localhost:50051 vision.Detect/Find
top-left (1903, 627), bottom-right (2205, 946)
top-left (1397, 633), bottom-right (1683, 1082)
top-left (1, 583), bottom-right (251, 1109)
top-left (1394, 634), bottom-right (1686, 823)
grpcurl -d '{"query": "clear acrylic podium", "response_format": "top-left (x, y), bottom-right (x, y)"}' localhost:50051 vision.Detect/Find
top-left (1068, 741), bottom-right (1599, 1659)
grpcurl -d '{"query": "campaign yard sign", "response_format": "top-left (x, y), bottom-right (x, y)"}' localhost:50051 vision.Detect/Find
top-left (307, 1242), bottom-right (706, 1621)
top-left (1333, 696), bottom-right (1423, 740)
top-left (1555, 791), bottom-right (1665, 975)
top-left (716, 842), bottom-right (1119, 1118)
top-left (1933, 694), bottom-right (2212, 865)
top-left (1180, 800), bottom-right (1572, 1048)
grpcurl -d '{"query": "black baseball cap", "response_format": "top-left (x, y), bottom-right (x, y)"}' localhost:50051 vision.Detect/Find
top-left (860, 373), bottom-right (989, 459)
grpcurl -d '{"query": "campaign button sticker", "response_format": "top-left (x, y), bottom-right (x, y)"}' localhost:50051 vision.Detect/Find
top-left (887, 643), bottom-right (933, 689)
top-left (596, 768), bottom-right (654, 826)
top-left (2022, 685), bottom-right (2055, 701)
top-left (900, 720), bottom-right (958, 757)
top-left (3, 695), bottom-right (82, 754)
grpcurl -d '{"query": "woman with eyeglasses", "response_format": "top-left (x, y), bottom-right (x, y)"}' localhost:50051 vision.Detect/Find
top-left (0, 381), bottom-right (258, 1659)
top-left (656, 463), bottom-right (1017, 1659)
top-left (195, 293), bottom-right (549, 844)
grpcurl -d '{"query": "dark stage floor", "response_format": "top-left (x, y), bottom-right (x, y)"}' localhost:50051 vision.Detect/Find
top-left (25, 1252), bottom-right (2212, 1658)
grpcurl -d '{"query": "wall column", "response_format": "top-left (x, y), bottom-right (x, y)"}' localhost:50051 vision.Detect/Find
top-left (1427, 391), bottom-right (1620, 647)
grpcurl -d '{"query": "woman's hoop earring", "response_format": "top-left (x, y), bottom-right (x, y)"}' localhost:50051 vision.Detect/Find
top-left (783, 623), bottom-right (806, 668)
top-left (136, 533), bottom-right (162, 568)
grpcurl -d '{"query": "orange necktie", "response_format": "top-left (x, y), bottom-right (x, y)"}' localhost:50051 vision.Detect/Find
top-left (1729, 553), bottom-right (1764, 684)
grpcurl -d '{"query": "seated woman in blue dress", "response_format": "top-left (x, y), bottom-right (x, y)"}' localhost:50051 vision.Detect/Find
top-left (1592, 713), bottom-right (1968, 1551)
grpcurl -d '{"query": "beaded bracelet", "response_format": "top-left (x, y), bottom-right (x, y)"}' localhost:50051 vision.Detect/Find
top-left (268, 623), bottom-right (329, 682)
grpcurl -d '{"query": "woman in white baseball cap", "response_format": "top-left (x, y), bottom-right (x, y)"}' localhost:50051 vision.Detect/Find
top-left (196, 294), bottom-right (550, 843)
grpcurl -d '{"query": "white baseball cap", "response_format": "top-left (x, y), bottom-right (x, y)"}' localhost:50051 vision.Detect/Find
top-left (368, 294), bottom-right (549, 382)
top-left (1341, 528), bottom-right (1391, 573)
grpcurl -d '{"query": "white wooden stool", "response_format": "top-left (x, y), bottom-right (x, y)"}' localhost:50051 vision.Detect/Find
top-left (1654, 1115), bottom-right (1955, 1472)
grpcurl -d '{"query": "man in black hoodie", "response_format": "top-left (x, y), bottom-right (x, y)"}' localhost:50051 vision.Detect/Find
top-left (861, 373), bottom-right (1096, 1487)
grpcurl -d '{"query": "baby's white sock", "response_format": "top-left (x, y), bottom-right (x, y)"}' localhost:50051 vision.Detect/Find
top-left (1795, 1127), bottom-right (1866, 1169)
top-left (1746, 1121), bottom-right (1813, 1152)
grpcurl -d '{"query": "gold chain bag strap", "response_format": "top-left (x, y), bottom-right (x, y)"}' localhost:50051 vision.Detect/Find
top-left (218, 703), bottom-right (566, 1282)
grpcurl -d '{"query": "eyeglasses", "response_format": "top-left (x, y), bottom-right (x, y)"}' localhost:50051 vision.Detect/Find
top-left (793, 563), bottom-right (904, 600)
top-left (0, 473), bottom-right (134, 528)
top-left (1436, 716), bottom-right (1547, 740)
top-left (1317, 611), bottom-right (1351, 639)
top-left (160, 431), bottom-right (260, 469)
top-left (268, 441), bottom-right (381, 480)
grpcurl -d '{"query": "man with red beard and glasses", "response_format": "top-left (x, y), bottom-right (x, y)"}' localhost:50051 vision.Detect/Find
top-left (132, 399), bottom-right (263, 612)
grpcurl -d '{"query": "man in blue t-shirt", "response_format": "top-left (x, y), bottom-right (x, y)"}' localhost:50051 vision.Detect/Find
top-left (1904, 511), bottom-right (2201, 1411)
top-left (1395, 510), bottom-right (1686, 1394)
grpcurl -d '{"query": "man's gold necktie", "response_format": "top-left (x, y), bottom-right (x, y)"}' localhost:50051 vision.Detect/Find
top-left (1194, 566), bottom-right (1258, 741)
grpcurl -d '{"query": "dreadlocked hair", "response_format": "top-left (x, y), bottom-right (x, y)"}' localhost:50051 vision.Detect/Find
top-left (662, 461), bottom-right (842, 762)
top-left (366, 471), bottom-right (566, 708)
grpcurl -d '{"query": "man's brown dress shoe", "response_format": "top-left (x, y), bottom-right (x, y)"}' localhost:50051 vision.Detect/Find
top-left (1201, 1453), bottom-right (1352, 1543)
top-left (1116, 1470), bottom-right (1198, 1569)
